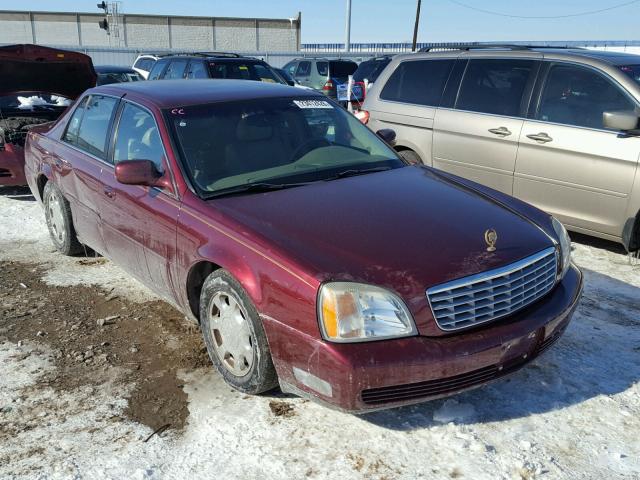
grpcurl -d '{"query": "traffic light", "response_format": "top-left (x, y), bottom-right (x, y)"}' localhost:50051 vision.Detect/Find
top-left (98, 18), bottom-right (109, 31)
top-left (97, 1), bottom-right (107, 11)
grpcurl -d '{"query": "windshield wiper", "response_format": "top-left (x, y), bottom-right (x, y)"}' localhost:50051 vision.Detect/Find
top-left (325, 165), bottom-right (393, 181)
top-left (205, 182), bottom-right (312, 199)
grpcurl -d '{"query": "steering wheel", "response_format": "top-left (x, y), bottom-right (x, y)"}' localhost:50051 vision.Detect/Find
top-left (289, 137), bottom-right (331, 163)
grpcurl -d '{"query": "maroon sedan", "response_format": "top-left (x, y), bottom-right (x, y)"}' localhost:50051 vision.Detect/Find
top-left (0, 44), bottom-right (96, 186)
top-left (24, 80), bottom-right (583, 412)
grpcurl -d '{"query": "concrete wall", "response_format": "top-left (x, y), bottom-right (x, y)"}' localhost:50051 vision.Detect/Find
top-left (0, 10), bottom-right (300, 52)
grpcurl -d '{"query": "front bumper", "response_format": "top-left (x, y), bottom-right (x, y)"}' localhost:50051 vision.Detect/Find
top-left (0, 144), bottom-right (27, 186)
top-left (269, 264), bottom-right (583, 413)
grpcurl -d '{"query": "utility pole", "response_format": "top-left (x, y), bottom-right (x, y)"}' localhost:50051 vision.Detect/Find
top-left (412, 0), bottom-right (422, 52)
top-left (344, 0), bottom-right (352, 52)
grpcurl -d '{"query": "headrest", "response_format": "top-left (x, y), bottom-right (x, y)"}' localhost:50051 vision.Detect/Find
top-left (236, 114), bottom-right (273, 142)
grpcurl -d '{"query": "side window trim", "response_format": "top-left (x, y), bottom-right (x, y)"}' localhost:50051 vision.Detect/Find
top-left (531, 60), bottom-right (640, 131)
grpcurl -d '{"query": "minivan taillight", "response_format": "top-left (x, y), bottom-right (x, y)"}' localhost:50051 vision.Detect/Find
top-left (354, 109), bottom-right (369, 125)
top-left (322, 80), bottom-right (334, 91)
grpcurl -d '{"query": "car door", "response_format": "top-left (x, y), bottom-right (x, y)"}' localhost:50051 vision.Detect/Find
top-left (514, 62), bottom-right (640, 237)
top-left (294, 60), bottom-right (312, 87)
top-left (367, 58), bottom-right (456, 166)
top-left (432, 58), bottom-right (539, 194)
top-left (104, 100), bottom-right (179, 298)
top-left (56, 94), bottom-right (118, 255)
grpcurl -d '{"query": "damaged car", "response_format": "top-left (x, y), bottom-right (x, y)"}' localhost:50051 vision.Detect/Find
top-left (24, 80), bottom-right (583, 412)
top-left (0, 44), bottom-right (96, 186)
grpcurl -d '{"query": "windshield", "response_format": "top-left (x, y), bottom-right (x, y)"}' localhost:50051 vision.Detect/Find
top-left (166, 97), bottom-right (403, 197)
top-left (0, 92), bottom-right (72, 114)
top-left (208, 62), bottom-right (286, 84)
top-left (97, 71), bottom-right (143, 85)
top-left (620, 65), bottom-right (640, 86)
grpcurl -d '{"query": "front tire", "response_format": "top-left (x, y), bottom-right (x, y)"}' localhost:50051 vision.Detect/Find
top-left (200, 270), bottom-right (278, 394)
top-left (43, 182), bottom-right (83, 256)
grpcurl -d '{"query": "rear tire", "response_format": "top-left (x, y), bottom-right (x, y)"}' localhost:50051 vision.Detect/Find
top-left (43, 182), bottom-right (83, 256)
top-left (200, 269), bottom-right (278, 394)
top-left (398, 149), bottom-right (422, 165)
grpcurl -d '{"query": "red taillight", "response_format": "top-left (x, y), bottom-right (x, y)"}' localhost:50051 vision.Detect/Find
top-left (322, 80), bottom-right (334, 91)
top-left (354, 109), bottom-right (369, 125)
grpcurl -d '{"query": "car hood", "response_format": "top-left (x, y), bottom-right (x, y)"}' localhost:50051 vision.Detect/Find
top-left (0, 44), bottom-right (96, 99)
top-left (212, 167), bottom-right (554, 299)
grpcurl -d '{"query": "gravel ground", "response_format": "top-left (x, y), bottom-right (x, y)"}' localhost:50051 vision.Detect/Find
top-left (0, 186), bottom-right (639, 480)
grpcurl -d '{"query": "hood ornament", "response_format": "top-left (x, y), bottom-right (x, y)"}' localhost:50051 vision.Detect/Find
top-left (484, 228), bottom-right (498, 252)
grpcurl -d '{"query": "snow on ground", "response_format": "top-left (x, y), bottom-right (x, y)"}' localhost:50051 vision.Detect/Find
top-left (1, 189), bottom-right (639, 479)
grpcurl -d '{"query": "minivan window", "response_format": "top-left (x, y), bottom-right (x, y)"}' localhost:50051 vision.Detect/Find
top-left (456, 59), bottom-right (534, 117)
top-left (538, 63), bottom-right (637, 130)
top-left (114, 103), bottom-right (165, 172)
top-left (380, 59), bottom-right (454, 106)
top-left (164, 59), bottom-right (189, 79)
top-left (148, 59), bottom-right (169, 80)
top-left (76, 95), bottom-right (118, 159)
top-left (619, 64), bottom-right (640, 86)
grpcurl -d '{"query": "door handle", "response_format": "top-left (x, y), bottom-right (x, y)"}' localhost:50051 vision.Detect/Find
top-left (488, 127), bottom-right (512, 137)
top-left (526, 132), bottom-right (553, 143)
top-left (103, 187), bottom-right (116, 199)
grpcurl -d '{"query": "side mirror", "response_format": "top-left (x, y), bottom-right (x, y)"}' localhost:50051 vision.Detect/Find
top-left (115, 159), bottom-right (164, 187)
top-left (376, 128), bottom-right (396, 145)
top-left (603, 110), bottom-right (639, 131)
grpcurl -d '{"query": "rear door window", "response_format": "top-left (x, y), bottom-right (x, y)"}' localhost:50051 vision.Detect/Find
top-left (456, 59), bottom-right (535, 117)
top-left (316, 61), bottom-right (329, 76)
top-left (295, 61), bottom-right (311, 77)
top-left (62, 96), bottom-right (89, 145)
top-left (148, 59), bottom-right (169, 80)
top-left (186, 60), bottom-right (209, 79)
top-left (75, 95), bottom-right (119, 159)
top-left (537, 63), bottom-right (638, 130)
top-left (164, 59), bottom-right (189, 79)
top-left (380, 59), bottom-right (454, 106)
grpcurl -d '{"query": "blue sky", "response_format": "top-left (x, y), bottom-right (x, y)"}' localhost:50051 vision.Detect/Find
top-left (8, 0), bottom-right (640, 43)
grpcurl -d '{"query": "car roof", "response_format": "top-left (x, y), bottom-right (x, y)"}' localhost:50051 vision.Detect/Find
top-left (92, 79), bottom-right (321, 108)
top-left (542, 48), bottom-right (640, 66)
top-left (95, 65), bottom-right (137, 73)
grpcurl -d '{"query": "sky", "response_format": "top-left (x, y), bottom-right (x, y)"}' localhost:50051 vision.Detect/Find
top-left (3, 0), bottom-right (639, 44)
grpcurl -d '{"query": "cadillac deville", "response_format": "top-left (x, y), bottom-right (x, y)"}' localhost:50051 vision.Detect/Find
top-left (24, 80), bottom-right (583, 412)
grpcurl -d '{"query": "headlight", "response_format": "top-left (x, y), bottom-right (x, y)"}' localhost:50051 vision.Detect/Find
top-left (318, 282), bottom-right (417, 342)
top-left (552, 217), bottom-right (571, 280)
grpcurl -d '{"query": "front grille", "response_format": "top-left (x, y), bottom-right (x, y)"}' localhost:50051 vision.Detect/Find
top-left (427, 247), bottom-right (557, 331)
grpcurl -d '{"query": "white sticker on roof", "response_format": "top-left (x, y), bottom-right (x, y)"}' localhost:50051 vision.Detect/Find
top-left (293, 100), bottom-right (333, 109)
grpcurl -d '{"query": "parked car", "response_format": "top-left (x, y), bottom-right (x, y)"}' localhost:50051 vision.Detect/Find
top-left (95, 65), bottom-right (145, 85)
top-left (273, 67), bottom-right (313, 90)
top-left (24, 79), bottom-right (582, 412)
top-left (361, 45), bottom-right (640, 253)
top-left (132, 54), bottom-right (161, 79)
top-left (147, 53), bottom-right (287, 85)
top-left (282, 58), bottom-right (358, 99)
top-left (0, 44), bottom-right (96, 187)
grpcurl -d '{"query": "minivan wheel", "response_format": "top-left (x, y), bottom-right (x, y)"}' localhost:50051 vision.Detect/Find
top-left (398, 149), bottom-right (422, 165)
top-left (43, 182), bottom-right (83, 256)
top-left (200, 270), bottom-right (278, 394)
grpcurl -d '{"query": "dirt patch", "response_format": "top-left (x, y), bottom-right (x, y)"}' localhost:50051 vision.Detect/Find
top-left (0, 261), bottom-right (210, 432)
top-left (269, 400), bottom-right (295, 418)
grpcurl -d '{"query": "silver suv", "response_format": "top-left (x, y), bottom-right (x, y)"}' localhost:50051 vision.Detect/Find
top-left (282, 58), bottom-right (358, 99)
top-left (361, 45), bottom-right (640, 252)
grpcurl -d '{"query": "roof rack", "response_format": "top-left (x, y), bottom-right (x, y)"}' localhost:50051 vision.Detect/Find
top-left (418, 43), bottom-right (584, 52)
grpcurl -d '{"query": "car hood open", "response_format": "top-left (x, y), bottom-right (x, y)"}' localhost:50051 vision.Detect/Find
top-left (212, 166), bottom-right (555, 299)
top-left (0, 44), bottom-right (96, 99)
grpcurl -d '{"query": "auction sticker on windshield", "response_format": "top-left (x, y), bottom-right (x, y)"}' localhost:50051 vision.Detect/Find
top-left (293, 100), bottom-right (333, 109)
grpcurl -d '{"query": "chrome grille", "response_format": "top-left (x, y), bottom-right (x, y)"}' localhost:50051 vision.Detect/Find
top-left (427, 247), bottom-right (557, 331)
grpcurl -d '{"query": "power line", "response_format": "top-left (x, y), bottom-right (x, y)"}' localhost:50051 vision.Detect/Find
top-left (446, 0), bottom-right (640, 19)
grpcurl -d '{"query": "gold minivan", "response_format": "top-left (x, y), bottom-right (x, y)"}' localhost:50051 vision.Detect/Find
top-left (360, 45), bottom-right (640, 252)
